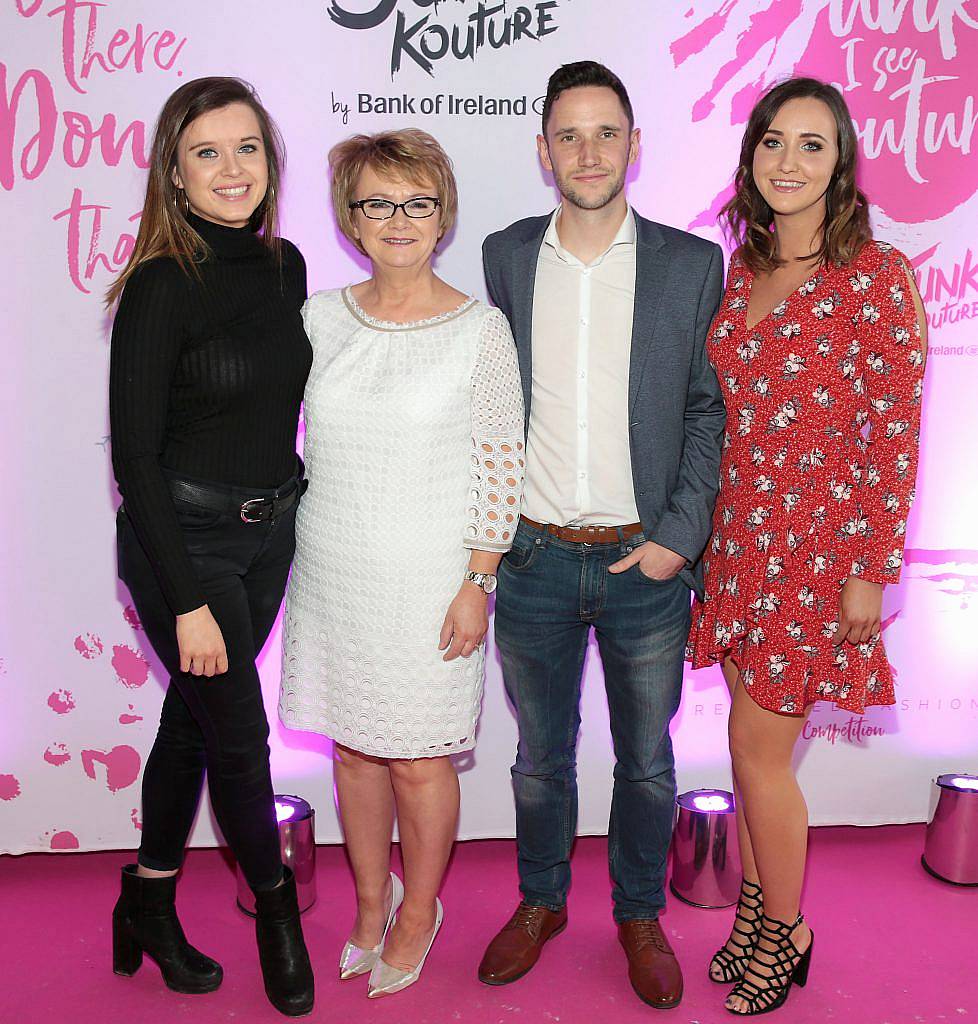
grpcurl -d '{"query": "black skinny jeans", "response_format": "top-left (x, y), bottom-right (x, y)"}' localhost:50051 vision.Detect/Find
top-left (117, 471), bottom-right (301, 892)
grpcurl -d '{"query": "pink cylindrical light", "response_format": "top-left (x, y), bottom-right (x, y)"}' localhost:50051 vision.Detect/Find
top-left (275, 801), bottom-right (297, 822)
top-left (922, 775), bottom-right (978, 886)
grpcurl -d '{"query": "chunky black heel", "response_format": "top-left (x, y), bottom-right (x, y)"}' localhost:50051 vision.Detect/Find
top-left (725, 914), bottom-right (813, 1015)
top-left (112, 915), bottom-right (144, 976)
top-left (254, 867), bottom-right (315, 1017)
top-left (709, 878), bottom-right (764, 983)
top-left (111, 865), bottom-right (223, 994)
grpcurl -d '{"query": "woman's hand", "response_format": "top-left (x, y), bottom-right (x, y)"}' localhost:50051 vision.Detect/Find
top-left (831, 577), bottom-right (883, 646)
top-left (176, 605), bottom-right (229, 676)
top-left (438, 584), bottom-right (489, 661)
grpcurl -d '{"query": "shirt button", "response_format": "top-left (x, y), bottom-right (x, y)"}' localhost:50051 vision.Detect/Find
top-left (580, 318), bottom-right (588, 326)
top-left (579, 371), bottom-right (586, 380)
top-left (579, 420), bottom-right (587, 429)
top-left (579, 471), bottom-right (587, 479)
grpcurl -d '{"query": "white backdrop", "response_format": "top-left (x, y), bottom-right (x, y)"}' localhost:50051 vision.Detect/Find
top-left (2, 0), bottom-right (977, 855)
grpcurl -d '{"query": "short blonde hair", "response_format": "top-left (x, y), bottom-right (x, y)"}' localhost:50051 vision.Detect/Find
top-left (329, 129), bottom-right (458, 256)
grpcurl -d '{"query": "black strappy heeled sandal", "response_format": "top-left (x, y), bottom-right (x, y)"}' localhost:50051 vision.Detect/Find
top-left (709, 879), bottom-right (764, 983)
top-left (725, 913), bottom-right (813, 1016)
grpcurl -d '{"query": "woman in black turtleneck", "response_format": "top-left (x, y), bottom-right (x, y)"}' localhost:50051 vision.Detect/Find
top-left (107, 78), bottom-right (314, 1017)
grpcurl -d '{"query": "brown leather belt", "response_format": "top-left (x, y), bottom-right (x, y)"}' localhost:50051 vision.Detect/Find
top-left (519, 514), bottom-right (644, 545)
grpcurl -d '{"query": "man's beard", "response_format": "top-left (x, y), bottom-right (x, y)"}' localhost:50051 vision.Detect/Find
top-left (555, 168), bottom-right (626, 211)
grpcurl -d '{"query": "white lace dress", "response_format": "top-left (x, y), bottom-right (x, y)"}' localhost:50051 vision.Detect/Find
top-left (278, 288), bottom-right (525, 757)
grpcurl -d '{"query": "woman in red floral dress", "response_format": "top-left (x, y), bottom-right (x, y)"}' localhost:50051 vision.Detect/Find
top-left (687, 78), bottom-right (926, 1016)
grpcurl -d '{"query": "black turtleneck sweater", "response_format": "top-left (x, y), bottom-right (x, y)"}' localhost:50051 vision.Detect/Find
top-left (109, 214), bottom-right (312, 615)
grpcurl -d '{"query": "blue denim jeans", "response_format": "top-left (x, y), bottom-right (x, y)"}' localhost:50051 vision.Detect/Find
top-left (493, 519), bottom-right (690, 923)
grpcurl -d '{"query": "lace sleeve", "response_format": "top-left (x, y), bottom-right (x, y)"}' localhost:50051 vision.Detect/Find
top-left (465, 308), bottom-right (525, 551)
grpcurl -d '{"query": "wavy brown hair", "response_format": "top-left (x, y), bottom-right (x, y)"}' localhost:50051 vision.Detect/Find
top-left (721, 77), bottom-right (871, 274)
top-left (105, 77), bottom-right (284, 307)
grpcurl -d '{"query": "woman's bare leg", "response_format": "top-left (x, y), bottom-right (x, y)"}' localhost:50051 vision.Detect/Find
top-left (333, 743), bottom-right (396, 948)
top-left (722, 658), bottom-right (760, 886)
top-left (725, 674), bottom-right (812, 1012)
top-left (709, 659), bottom-right (763, 981)
top-left (382, 755), bottom-right (459, 970)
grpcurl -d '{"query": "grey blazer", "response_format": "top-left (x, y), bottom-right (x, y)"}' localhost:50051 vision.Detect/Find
top-left (482, 211), bottom-right (726, 598)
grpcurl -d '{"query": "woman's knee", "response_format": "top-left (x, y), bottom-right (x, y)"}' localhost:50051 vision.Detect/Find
top-left (728, 732), bottom-right (761, 780)
top-left (728, 715), bottom-right (796, 779)
top-left (388, 754), bottom-right (455, 787)
top-left (213, 740), bottom-right (271, 785)
top-left (334, 743), bottom-right (388, 775)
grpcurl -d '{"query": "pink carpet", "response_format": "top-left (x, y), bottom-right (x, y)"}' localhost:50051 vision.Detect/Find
top-left (1, 826), bottom-right (973, 1023)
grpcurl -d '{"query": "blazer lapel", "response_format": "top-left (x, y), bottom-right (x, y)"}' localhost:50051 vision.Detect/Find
top-left (628, 217), bottom-right (669, 415)
top-left (510, 224), bottom-right (547, 421)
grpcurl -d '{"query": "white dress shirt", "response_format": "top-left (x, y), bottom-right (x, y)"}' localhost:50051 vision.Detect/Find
top-left (522, 206), bottom-right (640, 527)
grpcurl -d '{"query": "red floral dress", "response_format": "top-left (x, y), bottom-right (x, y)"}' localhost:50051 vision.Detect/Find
top-left (687, 241), bottom-right (925, 715)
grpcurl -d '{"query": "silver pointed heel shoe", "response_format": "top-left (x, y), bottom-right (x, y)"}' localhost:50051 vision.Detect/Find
top-left (366, 897), bottom-right (444, 999)
top-left (338, 873), bottom-right (404, 980)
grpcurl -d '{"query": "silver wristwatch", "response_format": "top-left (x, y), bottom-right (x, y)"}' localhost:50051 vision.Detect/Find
top-left (464, 571), bottom-right (497, 594)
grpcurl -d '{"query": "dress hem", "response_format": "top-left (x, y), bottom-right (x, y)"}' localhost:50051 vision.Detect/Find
top-left (685, 641), bottom-right (896, 718)
top-left (277, 712), bottom-right (477, 759)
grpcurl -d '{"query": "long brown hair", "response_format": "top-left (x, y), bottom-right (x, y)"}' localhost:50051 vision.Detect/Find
top-left (105, 77), bottom-right (285, 307)
top-left (721, 77), bottom-right (871, 274)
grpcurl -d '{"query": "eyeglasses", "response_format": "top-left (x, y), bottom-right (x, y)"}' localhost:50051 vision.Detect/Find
top-left (349, 197), bottom-right (441, 220)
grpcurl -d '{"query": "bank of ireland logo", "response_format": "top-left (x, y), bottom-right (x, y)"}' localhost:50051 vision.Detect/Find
top-left (326, 0), bottom-right (563, 77)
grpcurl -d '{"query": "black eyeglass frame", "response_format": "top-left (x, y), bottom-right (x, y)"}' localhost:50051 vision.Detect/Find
top-left (348, 197), bottom-right (442, 220)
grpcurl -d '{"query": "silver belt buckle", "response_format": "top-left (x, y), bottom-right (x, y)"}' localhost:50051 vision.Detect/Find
top-left (240, 498), bottom-right (266, 523)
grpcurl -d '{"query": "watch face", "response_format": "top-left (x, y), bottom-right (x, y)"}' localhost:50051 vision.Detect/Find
top-left (483, 574), bottom-right (497, 594)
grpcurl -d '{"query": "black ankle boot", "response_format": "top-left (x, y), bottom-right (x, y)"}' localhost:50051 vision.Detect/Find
top-left (112, 864), bottom-right (223, 993)
top-left (253, 867), bottom-right (315, 1017)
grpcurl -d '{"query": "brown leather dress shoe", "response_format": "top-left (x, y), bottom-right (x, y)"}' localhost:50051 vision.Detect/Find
top-left (618, 919), bottom-right (683, 1009)
top-left (478, 903), bottom-right (568, 985)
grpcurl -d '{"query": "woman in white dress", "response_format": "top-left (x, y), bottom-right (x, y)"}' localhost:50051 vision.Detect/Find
top-left (279, 130), bottom-right (524, 998)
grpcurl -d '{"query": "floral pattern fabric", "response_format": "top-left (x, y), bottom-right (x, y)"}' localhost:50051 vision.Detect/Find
top-left (686, 241), bottom-right (925, 715)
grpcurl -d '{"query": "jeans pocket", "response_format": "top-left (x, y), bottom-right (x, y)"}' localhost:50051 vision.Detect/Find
top-left (634, 564), bottom-right (676, 586)
top-left (502, 540), bottom-right (539, 572)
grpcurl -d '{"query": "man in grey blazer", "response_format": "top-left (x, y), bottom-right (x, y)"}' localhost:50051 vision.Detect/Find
top-left (477, 62), bottom-right (725, 1009)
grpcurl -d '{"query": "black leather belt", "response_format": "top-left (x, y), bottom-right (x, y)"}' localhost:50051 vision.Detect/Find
top-left (166, 467), bottom-right (307, 524)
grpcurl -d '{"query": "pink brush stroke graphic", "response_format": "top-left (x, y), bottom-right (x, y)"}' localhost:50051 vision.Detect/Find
top-left (0, 774), bottom-right (22, 800)
top-left (131, 808), bottom-right (143, 831)
top-left (691, 0), bottom-right (804, 122)
top-left (791, 8), bottom-right (978, 222)
top-left (119, 704), bottom-right (143, 725)
top-left (880, 609), bottom-right (902, 633)
top-left (111, 644), bottom-right (149, 688)
top-left (677, 0), bottom-right (978, 225)
top-left (43, 743), bottom-right (71, 766)
top-left (904, 548), bottom-right (978, 564)
top-left (122, 605), bottom-right (142, 630)
top-left (47, 689), bottom-right (75, 714)
top-left (50, 831), bottom-right (80, 850)
top-left (73, 632), bottom-right (104, 659)
top-left (904, 548), bottom-right (978, 601)
top-left (81, 745), bottom-right (141, 793)
top-left (671, 0), bottom-right (737, 66)
top-left (689, 182), bottom-right (735, 232)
